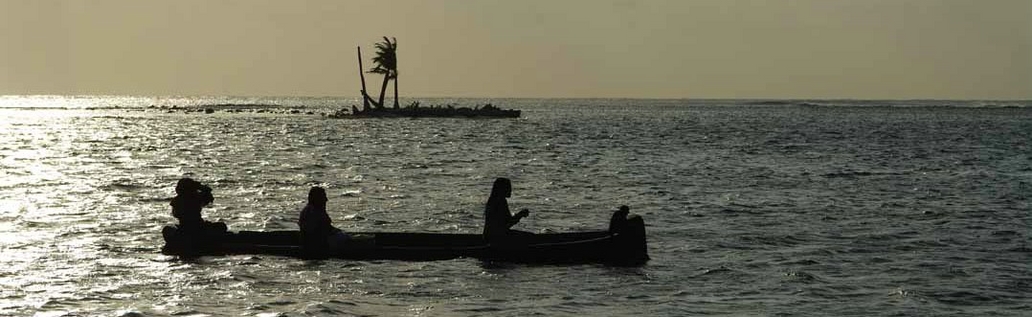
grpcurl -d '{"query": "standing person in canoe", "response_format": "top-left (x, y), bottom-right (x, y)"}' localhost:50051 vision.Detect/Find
top-left (483, 178), bottom-right (532, 245)
top-left (298, 186), bottom-right (350, 257)
top-left (170, 177), bottom-right (226, 235)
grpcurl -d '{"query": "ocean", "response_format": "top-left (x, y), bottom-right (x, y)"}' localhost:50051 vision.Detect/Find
top-left (0, 96), bottom-right (1029, 316)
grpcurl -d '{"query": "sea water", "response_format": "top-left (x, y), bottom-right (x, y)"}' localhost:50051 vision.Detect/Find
top-left (0, 96), bottom-right (1029, 316)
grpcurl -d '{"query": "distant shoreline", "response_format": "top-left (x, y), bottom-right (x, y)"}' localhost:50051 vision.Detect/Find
top-left (0, 96), bottom-right (1029, 111)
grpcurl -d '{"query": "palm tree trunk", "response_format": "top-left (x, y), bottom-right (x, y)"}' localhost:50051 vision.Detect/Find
top-left (357, 47), bottom-right (370, 112)
top-left (377, 75), bottom-right (389, 109)
top-left (393, 75), bottom-right (399, 109)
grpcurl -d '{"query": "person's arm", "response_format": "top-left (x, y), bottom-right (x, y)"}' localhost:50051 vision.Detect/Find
top-left (198, 184), bottom-right (214, 206)
top-left (507, 209), bottom-right (529, 227)
top-left (320, 210), bottom-right (335, 233)
top-left (502, 199), bottom-right (530, 228)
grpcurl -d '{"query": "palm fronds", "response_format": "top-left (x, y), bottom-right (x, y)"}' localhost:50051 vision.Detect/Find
top-left (368, 37), bottom-right (397, 78)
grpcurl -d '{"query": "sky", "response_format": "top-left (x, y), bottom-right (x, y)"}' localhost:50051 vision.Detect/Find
top-left (2, 0), bottom-right (1030, 99)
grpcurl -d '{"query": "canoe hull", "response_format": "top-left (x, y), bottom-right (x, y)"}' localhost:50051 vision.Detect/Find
top-left (161, 216), bottom-right (649, 266)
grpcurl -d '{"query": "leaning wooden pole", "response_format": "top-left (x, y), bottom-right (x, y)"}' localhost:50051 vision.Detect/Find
top-left (357, 46), bottom-right (370, 112)
top-left (393, 39), bottom-right (399, 109)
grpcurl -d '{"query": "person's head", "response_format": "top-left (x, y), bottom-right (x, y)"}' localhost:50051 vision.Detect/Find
top-left (616, 205), bottom-right (630, 218)
top-left (308, 187), bottom-right (328, 206)
top-left (175, 178), bottom-right (198, 195)
top-left (491, 178), bottom-right (512, 198)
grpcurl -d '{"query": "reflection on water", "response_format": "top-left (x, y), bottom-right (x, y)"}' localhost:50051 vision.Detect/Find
top-left (1, 97), bottom-right (1031, 315)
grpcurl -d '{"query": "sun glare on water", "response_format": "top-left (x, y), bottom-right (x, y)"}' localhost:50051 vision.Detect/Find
top-left (0, 103), bottom-right (107, 314)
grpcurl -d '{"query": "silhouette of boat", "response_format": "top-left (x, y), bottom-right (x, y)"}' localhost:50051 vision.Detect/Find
top-left (161, 213), bottom-right (648, 266)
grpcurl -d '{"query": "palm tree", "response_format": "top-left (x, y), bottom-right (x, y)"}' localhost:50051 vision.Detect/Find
top-left (367, 37), bottom-right (398, 109)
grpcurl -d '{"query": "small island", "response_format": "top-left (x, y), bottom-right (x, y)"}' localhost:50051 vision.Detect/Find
top-left (330, 37), bottom-right (521, 119)
top-left (331, 102), bottom-right (519, 119)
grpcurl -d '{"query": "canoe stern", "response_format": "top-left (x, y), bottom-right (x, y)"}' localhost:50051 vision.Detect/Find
top-left (614, 214), bottom-right (649, 265)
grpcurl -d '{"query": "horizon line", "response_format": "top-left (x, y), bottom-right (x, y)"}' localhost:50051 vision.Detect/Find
top-left (2, 94), bottom-right (1030, 102)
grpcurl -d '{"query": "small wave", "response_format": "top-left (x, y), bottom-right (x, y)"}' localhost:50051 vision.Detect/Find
top-left (101, 182), bottom-right (144, 191)
top-left (891, 288), bottom-right (916, 298)
top-left (783, 270), bottom-right (825, 283)
top-left (822, 171), bottom-right (873, 178)
top-left (991, 230), bottom-right (1020, 236)
top-left (265, 300), bottom-right (296, 307)
top-left (1006, 246), bottom-right (1032, 253)
top-left (930, 290), bottom-right (1001, 305)
top-left (696, 266), bottom-right (737, 277)
top-left (868, 257), bottom-right (894, 264)
top-left (780, 259), bottom-right (820, 266)
top-left (458, 307), bottom-right (504, 313)
top-left (139, 197), bottom-right (173, 203)
top-left (341, 214), bottom-right (365, 221)
top-left (115, 311), bottom-right (147, 317)
top-left (740, 234), bottom-right (809, 247)
top-left (719, 208), bottom-right (764, 215)
top-left (339, 189), bottom-right (362, 197)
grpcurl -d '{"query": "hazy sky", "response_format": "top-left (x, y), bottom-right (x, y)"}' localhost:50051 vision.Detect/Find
top-left (2, 0), bottom-right (1030, 99)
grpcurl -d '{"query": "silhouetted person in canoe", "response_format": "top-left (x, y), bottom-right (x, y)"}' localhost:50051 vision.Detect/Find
top-left (484, 178), bottom-right (532, 245)
top-left (170, 177), bottom-right (226, 234)
top-left (609, 205), bottom-right (631, 233)
top-left (298, 187), bottom-right (350, 256)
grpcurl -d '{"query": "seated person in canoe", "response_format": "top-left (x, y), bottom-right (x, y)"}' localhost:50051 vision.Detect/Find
top-left (298, 186), bottom-right (350, 256)
top-left (170, 177), bottom-right (227, 235)
top-left (609, 205), bottom-right (631, 233)
top-left (483, 178), bottom-right (532, 245)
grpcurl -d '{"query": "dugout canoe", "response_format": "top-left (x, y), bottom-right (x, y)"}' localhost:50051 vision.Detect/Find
top-left (161, 213), bottom-right (648, 266)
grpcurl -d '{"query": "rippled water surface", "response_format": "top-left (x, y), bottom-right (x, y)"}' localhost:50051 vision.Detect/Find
top-left (1, 96), bottom-right (1030, 316)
